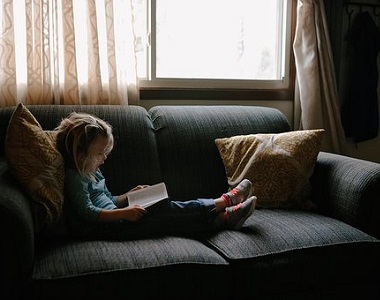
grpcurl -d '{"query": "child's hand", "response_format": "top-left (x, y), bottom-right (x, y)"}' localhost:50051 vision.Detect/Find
top-left (117, 185), bottom-right (151, 208)
top-left (128, 185), bottom-right (150, 193)
top-left (120, 205), bottom-right (147, 222)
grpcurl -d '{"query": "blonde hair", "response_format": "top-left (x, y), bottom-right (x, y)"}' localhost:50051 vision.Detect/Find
top-left (55, 112), bottom-right (114, 177)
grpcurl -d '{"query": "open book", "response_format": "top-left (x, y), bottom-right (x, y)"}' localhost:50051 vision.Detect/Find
top-left (127, 182), bottom-right (168, 208)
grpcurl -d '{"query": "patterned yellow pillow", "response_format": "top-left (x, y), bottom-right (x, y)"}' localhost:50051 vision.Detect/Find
top-left (215, 130), bottom-right (324, 209)
top-left (5, 103), bottom-right (64, 231)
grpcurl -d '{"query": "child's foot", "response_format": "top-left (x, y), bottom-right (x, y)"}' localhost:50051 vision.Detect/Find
top-left (222, 179), bottom-right (252, 207)
top-left (224, 196), bottom-right (257, 230)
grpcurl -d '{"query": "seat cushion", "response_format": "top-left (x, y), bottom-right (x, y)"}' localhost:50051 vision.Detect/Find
top-left (207, 209), bottom-right (379, 260)
top-left (32, 236), bottom-right (229, 299)
top-left (205, 209), bottom-right (380, 298)
top-left (34, 236), bottom-right (228, 279)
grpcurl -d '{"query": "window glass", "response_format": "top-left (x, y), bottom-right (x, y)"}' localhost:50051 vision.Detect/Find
top-left (133, 0), bottom-right (293, 90)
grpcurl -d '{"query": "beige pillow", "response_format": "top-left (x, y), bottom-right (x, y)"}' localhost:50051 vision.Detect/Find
top-left (215, 129), bottom-right (325, 209)
top-left (5, 103), bottom-right (64, 231)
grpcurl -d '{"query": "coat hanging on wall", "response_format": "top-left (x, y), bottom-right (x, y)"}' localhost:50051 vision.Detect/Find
top-left (340, 11), bottom-right (380, 143)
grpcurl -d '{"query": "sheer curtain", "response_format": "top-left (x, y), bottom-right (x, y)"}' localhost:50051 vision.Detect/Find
top-left (0, 0), bottom-right (138, 107)
top-left (293, 0), bottom-right (348, 154)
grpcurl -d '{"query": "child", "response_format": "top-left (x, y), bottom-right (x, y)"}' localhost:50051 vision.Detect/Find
top-left (55, 112), bottom-right (256, 239)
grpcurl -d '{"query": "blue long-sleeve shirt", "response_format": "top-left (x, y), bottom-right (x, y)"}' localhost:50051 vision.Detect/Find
top-left (65, 168), bottom-right (118, 234)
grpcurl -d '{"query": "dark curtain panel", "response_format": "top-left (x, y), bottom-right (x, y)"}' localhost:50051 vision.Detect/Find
top-left (340, 12), bottom-right (380, 142)
top-left (324, 0), bottom-right (344, 88)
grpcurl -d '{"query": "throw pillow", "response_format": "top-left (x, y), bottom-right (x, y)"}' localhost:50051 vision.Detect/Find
top-left (5, 103), bottom-right (64, 231)
top-left (215, 129), bottom-right (325, 209)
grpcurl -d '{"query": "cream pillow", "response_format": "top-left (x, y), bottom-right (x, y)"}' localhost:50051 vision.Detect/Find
top-left (5, 103), bottom-right (64, 231)
top-left (215, 130), bottom-right (325, 209)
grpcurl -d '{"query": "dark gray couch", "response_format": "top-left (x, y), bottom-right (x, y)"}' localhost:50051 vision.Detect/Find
top-left (0, 105), bottom-right (379, 300)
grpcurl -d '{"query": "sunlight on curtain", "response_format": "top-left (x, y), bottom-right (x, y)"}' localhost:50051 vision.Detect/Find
top-left (293, 0), bottom-right (347, 154)
top-left (0, 0), bottom-right (138, 107)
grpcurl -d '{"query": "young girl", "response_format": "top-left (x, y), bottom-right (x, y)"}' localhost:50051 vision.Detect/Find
top-left (55, 112), bottom-right (256, 239)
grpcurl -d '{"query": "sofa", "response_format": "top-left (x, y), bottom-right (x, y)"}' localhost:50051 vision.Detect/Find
top-left (0, 104), bottom-right (379, 300)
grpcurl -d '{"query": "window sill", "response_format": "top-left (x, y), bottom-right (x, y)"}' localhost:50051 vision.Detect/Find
top-left (139, 87), bottom-right (294, 101)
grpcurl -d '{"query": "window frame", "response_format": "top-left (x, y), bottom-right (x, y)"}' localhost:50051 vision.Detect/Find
top-left (139, 0), bottom-right (297, 101)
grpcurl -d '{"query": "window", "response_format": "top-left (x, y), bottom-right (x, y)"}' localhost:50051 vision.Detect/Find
top-left (132, 0), bottom-right (295, 99)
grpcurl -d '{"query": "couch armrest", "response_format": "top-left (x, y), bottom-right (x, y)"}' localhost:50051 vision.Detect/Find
top-left (0, 158), bottom-right (35, 298)
top-left (311, 152), bottom-right (380, 239)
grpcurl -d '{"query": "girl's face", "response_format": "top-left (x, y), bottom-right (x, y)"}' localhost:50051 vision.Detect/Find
top-left (86, 135), bottom-right (113, 172)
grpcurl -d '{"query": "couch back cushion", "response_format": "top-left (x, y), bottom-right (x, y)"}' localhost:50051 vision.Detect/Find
top-left (0, 105), bottom-right (162, 195)
top-left (149, 106), bottom-right (291, 200)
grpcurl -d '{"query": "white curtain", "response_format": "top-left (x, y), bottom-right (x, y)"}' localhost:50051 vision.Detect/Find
top-left (0, 0), bottom-right (138, 107)
top-left (293, 0), bottom-right (348, 154)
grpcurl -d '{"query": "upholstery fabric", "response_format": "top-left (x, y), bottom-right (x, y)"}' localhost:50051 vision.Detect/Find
top-left (0, 157), bottom-right (35, 283)
top-left (33, 236), bottom-right (228, 280)
top-left (215, 129), bottom-right (325, 208)
top-left (4, 103), bottom-right (64, 229)
top-left (206, 209), bottom-right (379, 260)
top-left (311, 152), bottom-right (380, 238)
top-left (206, 209), bottom-right (380, 298)
top-left (149, 105), bottom-right (291, 200)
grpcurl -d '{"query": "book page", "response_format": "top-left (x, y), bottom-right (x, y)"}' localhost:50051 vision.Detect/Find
top-left (127, 182), bottom-right (168, 208)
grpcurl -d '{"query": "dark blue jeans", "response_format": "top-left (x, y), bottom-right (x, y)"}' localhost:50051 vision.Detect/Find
top-left (94, 198), bottom-right (218, 240)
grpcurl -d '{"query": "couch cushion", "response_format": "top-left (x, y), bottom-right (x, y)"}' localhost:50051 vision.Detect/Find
top-left (149, 106), bottom-right (291, 200)
top-left (33, 236), bottom-right (228, 279)
top-left (205, 209), bottom-right (380, 297)
top-left (215, 129), bottom-right (325, 209)
top-left (32, 236), bottom-right (230, 298)
top-left (207, 209), bottom-right (379, 260)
